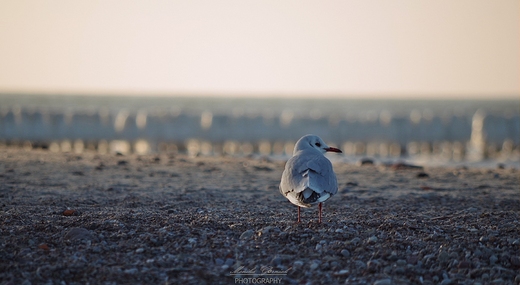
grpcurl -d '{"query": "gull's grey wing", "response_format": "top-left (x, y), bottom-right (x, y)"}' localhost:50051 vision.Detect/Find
top-left (280, 150), bottom-right (338, 196)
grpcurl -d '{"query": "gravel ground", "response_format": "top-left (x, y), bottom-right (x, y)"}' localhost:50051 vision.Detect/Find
top-left (1, 147), bottom-right (519, 285)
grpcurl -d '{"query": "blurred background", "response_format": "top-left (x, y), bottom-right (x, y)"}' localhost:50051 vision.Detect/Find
top-left (0, 1), bottom-right (519, 167)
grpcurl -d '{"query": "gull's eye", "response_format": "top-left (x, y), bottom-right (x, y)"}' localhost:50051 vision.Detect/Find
top-left (315, 142), bottom-right (321, 147)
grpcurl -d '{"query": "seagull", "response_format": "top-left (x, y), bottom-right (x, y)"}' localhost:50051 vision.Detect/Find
top-left (279, 134), bottom-right (342, 223)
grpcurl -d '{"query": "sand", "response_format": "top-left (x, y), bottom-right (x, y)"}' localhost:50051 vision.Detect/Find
top-left (1, 147), bottom-right (519, 285)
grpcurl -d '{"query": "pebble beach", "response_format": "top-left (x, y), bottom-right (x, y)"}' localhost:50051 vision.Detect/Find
top-left (1, 147), bottom-right (519, 284)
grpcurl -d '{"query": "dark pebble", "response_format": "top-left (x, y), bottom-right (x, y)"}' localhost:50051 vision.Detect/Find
top-left (64, 227), bottom-right (93, 241)
top-left (417, 172), bottom-right (429, 178)
top-left (357, 158), bottom-right (374, 166)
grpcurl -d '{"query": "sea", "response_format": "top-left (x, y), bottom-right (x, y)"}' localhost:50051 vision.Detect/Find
top-left (1, 93), bottom-right (519, 168)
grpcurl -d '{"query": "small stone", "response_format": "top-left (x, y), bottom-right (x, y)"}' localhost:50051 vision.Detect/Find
top-left (388, 253), bottom-right (399, 261)
top-left (354, 260), bottom-right (366, 270)
top-left (225, 258), bottom-right (234, 266)
top-left (440, 279), bottom-right (452, 285)
top-left (374, 279), bottom-right (392, 285)
top-left (458, 260), bottom-right (471, 269)
top-left (64, 227), bottom-right (93, 241)
top-left (309, 261), bottom-right (320, 270)
top-left (62, 209), bottom-right (78, 216)
top-left (38, 243), bottom-right (50, 251)
top-left (350, 237), bottom-right (361, 245)
top-left (514, 275), bottom-right (520, 283)
top-left (215, 258), bottom-right (224, 265)
top-left (396, 259), bottom-right (407, 266)
top-left (240, 230), bottom-right (254, 240)
top-left (407, 255), bottom-right (419, 265)
top-left (271, 256), bottom-right (282, 266)
top-left (293, 261), bottom-right (304, 268)
top-left (510, 256), bottom-right (520, 267)
top-left (437, 251), bottom-right (449, 263)
top-left (259, 226), bottom-right (274, 235)
top-left (366, 260), bottom-right (381, 273)
top-left (341, 249), bottom-right (350, 258)
top-left (489, 255), bottom-right (498, 265)
top-left (416, 172), bottom-right (429, 178)
top-left (367, 236), bottom-right (378, 244)
top-left (333, 269), bottom-right (349, 276)
top-left (335, 229), bottom-right (344, 233)
top-left (124, 268), bottom-right (138, 274)
top-left (357, 158), bottom-right (374, 166)
top-left (135, 248), bottom-right (144, 253)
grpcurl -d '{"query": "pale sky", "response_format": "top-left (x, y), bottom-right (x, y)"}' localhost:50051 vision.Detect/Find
top-left (0, 0), bottom-right (518, 98)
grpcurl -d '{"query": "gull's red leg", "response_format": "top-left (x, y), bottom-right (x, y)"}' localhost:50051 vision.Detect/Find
top-left (297, 206), bottom-right (301, 223)
top-left (318, 203), bottom-right (322, 223)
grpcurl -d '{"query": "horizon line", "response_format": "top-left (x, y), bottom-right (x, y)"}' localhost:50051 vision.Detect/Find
top-left (0, 89), bottom-right (518, 101)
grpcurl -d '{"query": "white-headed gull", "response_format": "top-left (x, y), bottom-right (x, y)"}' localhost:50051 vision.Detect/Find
top-left (279, 134), bottom-right (342, 223)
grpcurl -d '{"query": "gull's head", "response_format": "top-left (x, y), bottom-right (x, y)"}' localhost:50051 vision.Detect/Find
top-left (294, 134), bottom-right (342, 155)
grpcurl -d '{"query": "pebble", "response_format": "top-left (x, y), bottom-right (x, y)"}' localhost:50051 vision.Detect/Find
top-left (259, 226), bottom-right (274, 235)
top-left (366, 259), bottom-right (380, 272)
top-left (457, 260), bottom-right (471, 269)
top-left (64, 227), bottom-right (93, 241)
top-left (240, 229), bottom-right (254, 240)
top-left (367, 236), bottom-right (378, 244)
top-left (510, 256), bottom-right (520, 267)
top-left (416, 172), bottom-right (429, 178)
top-left (293, 260), bottom-right (304, 269)
top-left (350, 237), bottom-right (361, 246)
top-left (309, 261), bottom-right (320, 270)
top-left (489, 255), bottom-right (498, 265)
top-left (440, 279), bottom-right (452, 285)
top-left (354, 260), bottom-right (366, 270)
top-left (135, 248), bottom-right (144, 253)
top-left (356, 158), bottom-right (374, 166)
top-left (396, 259), bottom-right (407, 266)
top-left (333, 269), bottom-right (349, 276)
top-left (271, 256), bottom-right (282, 266)
top-left (373, 279), bottom-right (392, 285)
top-left (437, 251), bottom-right (449, 263)
top-left (124, 268), bottom-right (138, 274)
top-left (225, 258), bottom-right (234, 266)
top-left (215, 258), bottom-right (224, 266)
top-left (340, 249), bottom-right (350, 258)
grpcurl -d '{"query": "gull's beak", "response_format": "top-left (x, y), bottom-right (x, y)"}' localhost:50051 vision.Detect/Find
top-left (324, 147), bottom-right (342, 153)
